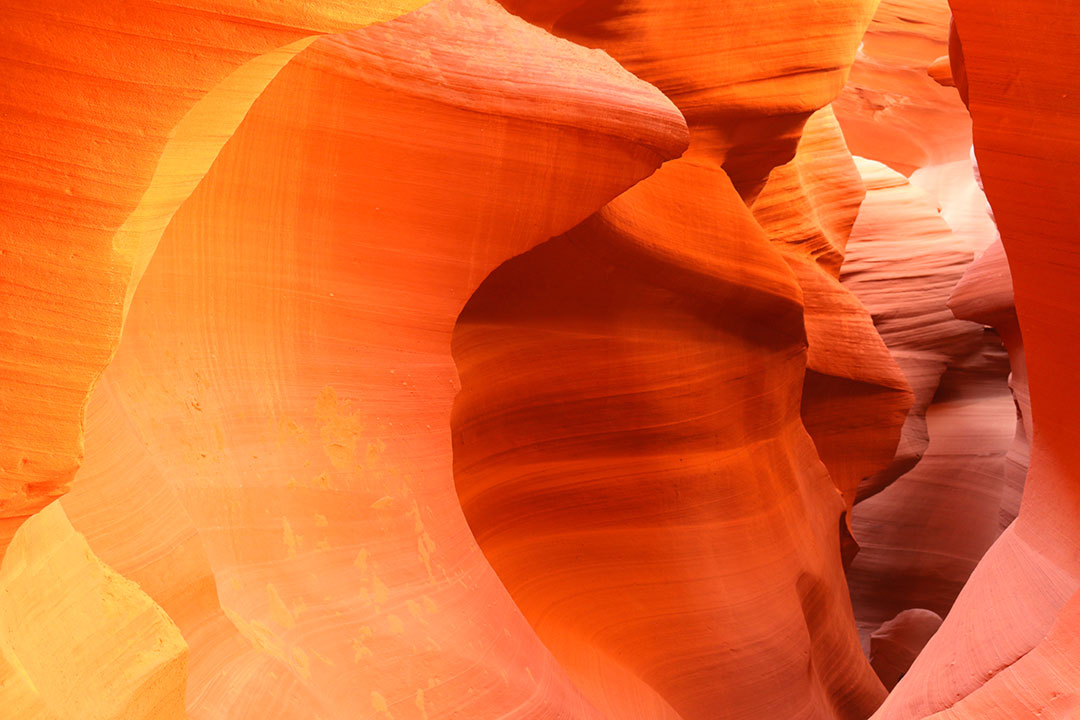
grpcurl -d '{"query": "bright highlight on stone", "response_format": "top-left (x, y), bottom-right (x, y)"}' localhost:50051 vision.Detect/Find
top-left (2, 0), bottom-right (1078, 718)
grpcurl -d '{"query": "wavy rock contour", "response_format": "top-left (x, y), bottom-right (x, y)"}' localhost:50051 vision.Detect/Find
top-left (453, 2), bottom-right (894, 718)
top-left (872, 2), bottom-right (1080, 717)
top-left (0, 0), bottom-right (429, 555)
top-left (47, 0), bottom-right (688, 716)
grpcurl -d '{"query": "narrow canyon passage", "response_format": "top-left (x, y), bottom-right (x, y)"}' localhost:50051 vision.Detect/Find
top-left (1, 1), bottom-right (1076, 719)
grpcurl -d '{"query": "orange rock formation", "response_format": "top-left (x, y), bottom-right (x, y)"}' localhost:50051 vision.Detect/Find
top-left (871, 2), bottom-right (1080, 717)
top-left (0, 0), bottom-right (428, 555)
top-left (4, 0), bottom-right (1079, 718)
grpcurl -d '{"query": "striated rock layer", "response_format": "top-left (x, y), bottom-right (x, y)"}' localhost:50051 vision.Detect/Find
top-left (454, 2), bottom-right (897, 718)
top-left (48, 0), bottom-right (688, 717)
top-left (842, 147), bottom-right (1018, 690)
top-left (830, 3), bottom-right (1026, 691)
top-left (0, 0), bottom-right (428, 556)
top-left (0, 502), bottom-right (188, 719)
top-left (873, 1), bottom-right (1080, 717)
top-left (834, 0), bottom-right (973, 176)
top-left (5, 0), bottom-right (1073, 717)
top-left (841, 159), bottom-right (984, 505)
top-left (839, 158), bottom-right (1000, 654)
top-left (752, 110), bottom-right (912, 527)
top-left (950, 239), bottom-right (1029, 529)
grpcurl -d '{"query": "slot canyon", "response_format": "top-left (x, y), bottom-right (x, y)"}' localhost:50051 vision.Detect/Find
top-left (1, 0), bottom-right (1078, 717)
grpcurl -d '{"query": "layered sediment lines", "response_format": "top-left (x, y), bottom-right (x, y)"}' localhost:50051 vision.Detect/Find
top-left (950, 240), bottom-right (1029, 528)
top-left (0, 502), bottom-right (188, 719)
top-left (9, 0), bottom-right (688, 716)
top-left (0, 0), bottom-right (428, 555)
top-left (872, 2), bottom-right (1080, 717)
top-left (5, 0), bottom-right (1073, 717)
top-left (828, 7), bottom-right (1027, 688)
top-left (840, 156), bottom-right (1019, 687)
top-left (752, 109), bottom-right (912, 519)
top-left (841, 160), bottom-right (985, 503)
top-left (453, 2), bottom-right (893, 718)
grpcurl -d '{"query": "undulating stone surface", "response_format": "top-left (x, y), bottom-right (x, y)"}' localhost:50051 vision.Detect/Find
top-left (847, 329), bottom-right (1014, 647)
top-left (834, 0), bottom-right (973, 175)
top-left (950, 239), bottom-right (1029, 530)
top-left (872, 2), bottom-right (1080, 715)
top-left (453, 3), bottom-right (893, 719)
top-left (5, 0), bottom-right (1078, 717)
top-left (47, 1), bottom-right (687, 716)
top-left (841, 159), bottom-right (985, 503)
top-left (752, 109), bottom-right (912, 522)
top-left (835, 157), bottom-right (1016, 691)
top-left (0, 502), bottom-right (188, 719)
top-left (0, 0), bottom-right (429, 555)
top-left (826, 2), bottom-right (1027, 693)
top-left (869, 609), bottom-right (943, 691)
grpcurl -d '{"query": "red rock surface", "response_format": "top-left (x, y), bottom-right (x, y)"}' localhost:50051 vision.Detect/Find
top-left (4, 0), bottom-right (1077, 717)
top-left (3, 0), bottom-right (688, 715)
top-left (950, 240), bottom-right (1029, 529)
top-left (872, 2), bottom-right (1080, 715)
top-left (825, 4), bottom-right (1031, 697)
top-left (0, 0), bottom-right (428, 555)
top-left (752, 110), bottom-right (912, 520)
top-left (841, 159), bottom-right (984, 502)
top-left (453, 4), bottom-right (894, 719)
top-left (840, 132), bottom-right (1021, 696)
top-left (453, 167), bottom-right (886, 718)
top-left (847, 330), bottom-right (1014, 646)
top-left (834, 157), bottom-right (1017, 688)
top-left (834, 0), bottom-right (973, 175)
top-left (869, 609), bottom-right (943, 691)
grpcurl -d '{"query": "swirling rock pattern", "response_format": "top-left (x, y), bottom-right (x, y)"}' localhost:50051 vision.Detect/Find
top-left (4, 0), bottom-right (1077, 718)
top-left (872, 2), bottom-right (1080, 716)
top-left (833, 0), bottom-right (973, 175)
top-left (869, 608), bottom-right (943, 691)
top-left (454, 161), bottom-right (885, 720)
top-left (0, 0), bottom-right (428, 555)
top-left (950, 240), bottom-right (1029, 530)
top-left (752, 109), bottom-right (912, 519)
top-left (841, 159), bottom-right (984, 503)
top-left (0, 502), bottom-right (188, 719)
top-left (453, 3), bottom-right (892, 719)
top-left (6, 0), bottom-right (687, 716)
top-left (841, 157), bottom-right (1017, 691)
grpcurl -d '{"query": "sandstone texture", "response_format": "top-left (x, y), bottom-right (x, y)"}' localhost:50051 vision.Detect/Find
top-left (4, 0), bottom-right (1078, 718)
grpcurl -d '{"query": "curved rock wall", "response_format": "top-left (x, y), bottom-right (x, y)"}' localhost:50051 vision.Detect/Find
top-left (4, 0), bottom-right (1075, 717)
top-left (0, 0), bottom-right (428, 555)
top-left (871, 1), bottom-right (1080, 716)
top-left (453, 3), bottom-right (892, 719)
top-left (5, 0), bottom-right (689, 715)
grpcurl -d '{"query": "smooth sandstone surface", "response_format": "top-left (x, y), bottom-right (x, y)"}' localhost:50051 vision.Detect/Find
top-left (453, 3), bottom-right (893, 719)
top-left (4, 0), bottom-right (1077, 718)
top-left (834, 0), bottom-right (972, 175)
top-left (829, 5), bottom-right (1025, 689)
top-left (0, 0), bottom-right (429, 556)
top-left (841, 159), bottom-right (983, 504)
top-left (950, 240), bottom-right (1029, 530)
top-left (0, 501), bottom-right (188, 720)
top-left (838, 158), bottom-right (992, 663)
top-left (455, 161), bottom-right (885, 720)
top-left (872, 1), bottom-right (1080, 717)
top-left (869, 609), bottom-right (943, 691)
top-left (752, 110), bottom-right (912, 524)
top-left (841, 146), bottom-right (1018, 694)
top-left (45, 0), bottom-right (687, 717)
top-left (847, 330), bottom-right (1014, 648)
